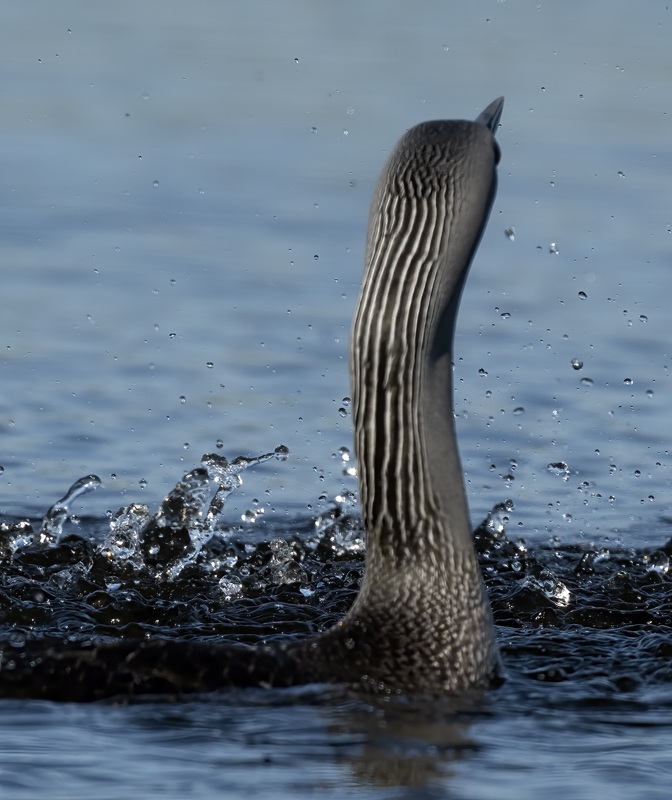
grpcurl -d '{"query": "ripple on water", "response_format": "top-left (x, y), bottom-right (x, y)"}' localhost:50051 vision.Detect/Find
top-left (1, 453), bottom-right (672, 703)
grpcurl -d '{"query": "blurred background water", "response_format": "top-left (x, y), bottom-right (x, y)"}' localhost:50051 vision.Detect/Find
top-left (1, 1), bottom-right (671, 798)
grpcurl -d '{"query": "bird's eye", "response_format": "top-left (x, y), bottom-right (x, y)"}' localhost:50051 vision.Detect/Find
top-left (493, 140), bottom-right (501, 165)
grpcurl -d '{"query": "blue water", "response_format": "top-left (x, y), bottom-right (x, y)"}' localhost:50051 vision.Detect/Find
top-left (3, 684), bottom-right (672, 800)
top-left (1, 1), bottom-right (672, 797)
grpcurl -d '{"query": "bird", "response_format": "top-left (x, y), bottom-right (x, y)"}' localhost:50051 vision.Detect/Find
top-left (0, 98), bottom-right (504, 700)
top-left (288, 96), bottom-right (504, 693)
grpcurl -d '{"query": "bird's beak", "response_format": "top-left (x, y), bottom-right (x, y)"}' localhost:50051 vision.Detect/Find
top-left (475, 97), bottom-right (504, 134)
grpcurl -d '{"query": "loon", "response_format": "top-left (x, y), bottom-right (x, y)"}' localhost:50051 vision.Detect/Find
top-left (0, 97), bottom-right (504, 701)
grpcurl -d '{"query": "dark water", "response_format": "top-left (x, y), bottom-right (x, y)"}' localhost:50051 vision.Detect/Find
top-left (2, 1), bottom-right (672, 797)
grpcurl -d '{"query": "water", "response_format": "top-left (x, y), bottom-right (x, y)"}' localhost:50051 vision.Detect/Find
top-left (1, 1), bottom-right (672, 797)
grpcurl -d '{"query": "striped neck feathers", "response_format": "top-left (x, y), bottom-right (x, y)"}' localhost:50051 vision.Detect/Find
top-left (350, 120), bottom-right (498, 565)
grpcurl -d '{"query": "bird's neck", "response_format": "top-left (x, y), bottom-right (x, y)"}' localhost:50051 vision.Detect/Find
top-left (350, 196), bottom-right (475, 570)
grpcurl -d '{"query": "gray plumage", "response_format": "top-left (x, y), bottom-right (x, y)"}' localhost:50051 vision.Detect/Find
top-left (0, 98), bottom-right (504, 700)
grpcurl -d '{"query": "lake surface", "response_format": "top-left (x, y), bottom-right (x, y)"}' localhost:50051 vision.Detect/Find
top-left (1, 1), bottom-right (672, 798)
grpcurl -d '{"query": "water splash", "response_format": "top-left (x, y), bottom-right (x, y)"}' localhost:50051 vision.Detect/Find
top-left (478, 499), bottom-right (514, 539)
top-left (201, 445), bottom-right (289, 532)
top-left (12, 447), bottom-right (294, 588)
top-left (7, 449), bottom-right (672, 704)
top-left (39, 474), bottom-right (103, 545)
top-left (102, 503), bottom-right (150, 560)
top-left (139, 467), bottom-right (211, 566)
top-left (313, 490), bottom-right (365, 559)
top-left (128, 447), bottom-right (289, 574)
top-left (524, 563), bottom-right (571, 607)
top-left (267, 537), bottom-right (308, 585)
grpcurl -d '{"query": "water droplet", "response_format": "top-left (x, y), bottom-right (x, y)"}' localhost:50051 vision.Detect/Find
top-left (342, 397), bottom-right (351, 406)
top-left (478, 368), bottom-right (488, 377)
top-left (310, 126), bottom-right (317, 134)
top-left (142, 92), bottom-right (149, 100)
top-left (206, 361), bottom-right (214, 369)
top-left (139, 478), bottom-right (147, 489)
top-left (513, 407), bottom-right (525, 415)
top-left (547, 462), bottom-right (570, 480)
top-left (623, 378), bottom-right (633, 385)
top-left (504, 227), bottom-right (515, 241)
top-left (580, 377), bottom-right (593, 386)
top-left (179, 396), bottom-right (186, 403)
top-left (152, 180), bottom-right (159, 188)
top-left (617, 171), bottom-right (625, 178)
top-left (578, 291), bottom-right (587, 300)
top-left (500, 312), bottom-right (511, 320)
top-left (338, 446), bottom-right (350, 462)
top-left (274, 444), bottom-right (290, 461)
top-left (646, 389), bottom-right (654, 397)
top-left (549, 242), bottom-right (559, 255)
top-left (338, 407), bottom-right (348, 417)
top-left (169, 332), bottom-right (176, 339)
top-left (216, 439), bottom-right (223, 448)
top-left (485, 390), bottom-right (492, 398)
top-left (346, 106), bottom-right (354, 115)
top-left (639, 315), bottom-right (648, 322)
top-left (294, 57), bottom-right (299, 64)
top-left (571, 358), bottom-right (583, 370)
